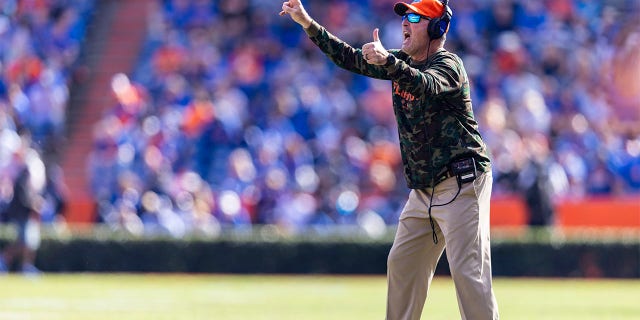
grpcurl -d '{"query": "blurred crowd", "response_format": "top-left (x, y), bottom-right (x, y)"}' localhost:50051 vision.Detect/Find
top-left (80, 0), bottom-right (639, 235)
top-left (0, 0), bottom-right (94, 272)
top-left (0, 0), bottom-right (640, 236)
top-left (0, 0), bottom-right (633, 273)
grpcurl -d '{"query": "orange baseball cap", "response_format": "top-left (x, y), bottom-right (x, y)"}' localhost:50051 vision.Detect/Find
top-left (394, 0), bottom-right (445, 19)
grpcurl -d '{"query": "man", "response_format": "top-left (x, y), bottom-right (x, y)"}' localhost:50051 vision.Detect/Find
top-left (0, 166), bottom-right (41, 274)
top-left (280, 0), bottom-right (499, 319)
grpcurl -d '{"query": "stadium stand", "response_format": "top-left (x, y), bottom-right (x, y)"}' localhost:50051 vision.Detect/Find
top-left (3, 0), bottom-right (639, 235)
top-left (81, 0), bottom-right (639, 235)
top-left (0, 0), bottom-right (95, 223)
top-left (62, 0), bottom-right (152, 224)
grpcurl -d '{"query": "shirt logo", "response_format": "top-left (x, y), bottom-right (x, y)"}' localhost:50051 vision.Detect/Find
top-left (393, 82), bottom-right (416, 102)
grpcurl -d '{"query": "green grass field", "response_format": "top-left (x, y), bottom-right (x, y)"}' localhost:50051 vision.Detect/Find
top-left (0, 274), bottom-right (638, 319)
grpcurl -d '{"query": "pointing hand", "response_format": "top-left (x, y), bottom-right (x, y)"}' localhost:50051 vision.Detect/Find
top-left (279, 0), bottom-right (312, 29)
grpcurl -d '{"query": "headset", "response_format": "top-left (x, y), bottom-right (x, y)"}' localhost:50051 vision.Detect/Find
top-left (427, 0), bottom-right (452, 40)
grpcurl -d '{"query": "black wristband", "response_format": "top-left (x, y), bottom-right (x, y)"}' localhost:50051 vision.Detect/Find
top-left (384, 54), bottom-right (396, 67)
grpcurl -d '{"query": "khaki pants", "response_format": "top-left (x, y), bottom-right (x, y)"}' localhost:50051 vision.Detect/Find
top-left (386, 172), bottom-right (499, 320)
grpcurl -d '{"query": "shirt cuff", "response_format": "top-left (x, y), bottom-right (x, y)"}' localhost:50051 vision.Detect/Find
top-left (304, 20), bottom-right (321, 38)
top-left (384, 54), bottom-right (396, 67)
top-left (384, 54), bottom-right (400, 74)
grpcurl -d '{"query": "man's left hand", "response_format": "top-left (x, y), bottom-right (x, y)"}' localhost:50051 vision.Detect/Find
top-left (362, 28), bottom-right (389, 65)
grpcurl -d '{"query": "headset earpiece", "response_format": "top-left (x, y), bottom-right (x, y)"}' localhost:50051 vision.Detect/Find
top-left (427, 0), bottom-right (452, 40)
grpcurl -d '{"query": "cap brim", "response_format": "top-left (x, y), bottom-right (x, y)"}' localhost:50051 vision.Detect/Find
top-left (394, 3), bottom-right (419, 16)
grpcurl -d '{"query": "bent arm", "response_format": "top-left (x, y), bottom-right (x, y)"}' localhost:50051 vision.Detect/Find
top-left (305, 21), bottom-right (463, 98)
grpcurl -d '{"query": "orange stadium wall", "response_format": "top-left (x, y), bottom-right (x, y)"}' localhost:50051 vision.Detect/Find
top-left (66, 200), bottom-right (96, 225)
top-left (65, 196), bottom-right (640, 229)
top-left (491, 196), bottom-right (640, 228)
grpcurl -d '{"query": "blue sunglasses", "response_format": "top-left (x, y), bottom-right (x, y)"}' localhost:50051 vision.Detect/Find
top-left (402, 13), bottom-right (430, 23)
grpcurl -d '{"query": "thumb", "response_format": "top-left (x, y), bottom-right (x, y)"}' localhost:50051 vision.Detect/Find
top-left (373, 28), bottom-right (380, 43)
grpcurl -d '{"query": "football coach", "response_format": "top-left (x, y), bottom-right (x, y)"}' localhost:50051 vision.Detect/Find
top-left (281, 0), bottom-right (499, 319)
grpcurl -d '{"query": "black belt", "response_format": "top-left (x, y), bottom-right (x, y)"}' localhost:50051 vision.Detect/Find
top-left (434, 167), bottom-right (455, 185)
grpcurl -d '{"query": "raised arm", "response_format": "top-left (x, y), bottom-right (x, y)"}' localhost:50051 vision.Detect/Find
top-left (280, 0), bottom-right (392, 80)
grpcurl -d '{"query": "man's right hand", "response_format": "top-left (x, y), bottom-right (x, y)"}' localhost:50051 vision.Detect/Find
top-left (280, 0), bottom-right (312, 29)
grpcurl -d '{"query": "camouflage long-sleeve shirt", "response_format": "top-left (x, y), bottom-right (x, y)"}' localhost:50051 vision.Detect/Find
top-left (305, 21), bottom-right (491, 189)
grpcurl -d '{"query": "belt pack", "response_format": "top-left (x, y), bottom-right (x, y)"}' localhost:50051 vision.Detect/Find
top-left (449, 158), bottom-right (477, 184)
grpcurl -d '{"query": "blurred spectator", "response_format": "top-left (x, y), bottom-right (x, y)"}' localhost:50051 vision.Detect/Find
top-left (517, 134), bottom-right (568, 226)
top-left (84, 0), bottom-right (640, 233)
top-left (0, 142), bottom-right (45, 274)
top-left (40, 163), bottom-right (68, 224)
